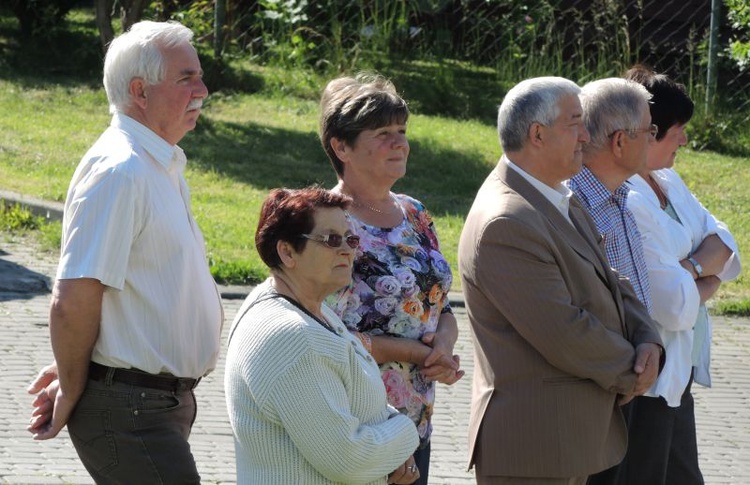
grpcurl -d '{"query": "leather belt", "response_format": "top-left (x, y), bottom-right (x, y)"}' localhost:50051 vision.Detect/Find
top-left (88, 362), bottom-right (200, 392)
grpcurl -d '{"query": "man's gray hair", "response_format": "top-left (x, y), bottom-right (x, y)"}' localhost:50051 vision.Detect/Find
top-left (580, 78), bottom-right (653, 151)
top-left (103, 21), bottom-right (195, 114)
top-left (497, 77), bottom-right (581, 153)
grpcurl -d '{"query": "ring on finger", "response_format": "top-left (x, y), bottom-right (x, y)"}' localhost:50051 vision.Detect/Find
top-left (408, 464), bottom-right (417, 473)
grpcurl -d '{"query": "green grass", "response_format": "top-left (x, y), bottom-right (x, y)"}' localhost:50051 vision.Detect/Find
top-left (2, 78), bottom-right (749, 308)
top-left (0, 82), bottom-right (107, 201)
top-left (168, 91), bottom-right (499, 285)
top-left (0, 6), bottom-right (748, 312)
top-left (672, 150), bottom-right (750, 306)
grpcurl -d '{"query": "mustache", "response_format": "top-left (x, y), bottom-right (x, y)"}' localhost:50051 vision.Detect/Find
top-left (187, 99), bottom-right (203, 111)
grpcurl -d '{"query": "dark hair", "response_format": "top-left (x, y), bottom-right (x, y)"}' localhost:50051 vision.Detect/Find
top-left (624, 64), bottom-right (694, 141)
top-left (255, 187), bottom-right (352, 268)
top-left (319, 73), bottom-right (409, 176)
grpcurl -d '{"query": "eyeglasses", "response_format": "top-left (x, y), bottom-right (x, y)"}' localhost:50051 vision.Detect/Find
top-left (300, 233), bottom-right (360, 249)
top-left (609, 124), bottom-right (659, 139)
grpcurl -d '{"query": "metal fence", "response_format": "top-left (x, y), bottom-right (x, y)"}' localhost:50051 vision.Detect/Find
top-left (209, 0), bottom-right (749, 129)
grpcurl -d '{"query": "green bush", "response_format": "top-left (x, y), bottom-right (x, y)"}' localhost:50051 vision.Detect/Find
top-left (208, 257), bottom-right (267, 286)
top-left (713, 299), bottom-right (750, 317)
top-left (0, 202), bottom-right (44, 232)
top-left (7, 0), bottom-right (78, 38)
top-left (689, 111), bottom-right (750, 157)
top-left (725, 0), bottom-right (750, 70)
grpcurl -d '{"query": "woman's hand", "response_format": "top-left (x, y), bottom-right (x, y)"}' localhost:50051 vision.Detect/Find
top-left (420, 332), bottom-right (464, 384)
top-left (419, 312), bottom-right (464, 384)
top-left (388, 454), bottom-right (419, 484)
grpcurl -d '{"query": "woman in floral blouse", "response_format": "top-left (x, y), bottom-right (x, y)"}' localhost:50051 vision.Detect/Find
top-left (320, 73), bottom-right (464, 484)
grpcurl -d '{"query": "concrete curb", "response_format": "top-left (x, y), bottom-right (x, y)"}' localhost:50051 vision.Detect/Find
top-left (0, 190), bottom-right (64, 222)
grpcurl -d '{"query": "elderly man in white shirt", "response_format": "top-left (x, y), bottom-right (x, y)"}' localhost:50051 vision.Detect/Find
top-left (25, 21), bottom-right (223, 483)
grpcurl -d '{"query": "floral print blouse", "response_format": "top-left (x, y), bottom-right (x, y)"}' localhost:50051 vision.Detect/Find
top-left (328, 194), bottom-right (453, 443)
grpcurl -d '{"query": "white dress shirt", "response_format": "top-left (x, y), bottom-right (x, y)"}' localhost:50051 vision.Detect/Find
top-left (57, 113), bottom-right (223, 378)
top-left (628, 168), bottom-right (740, 405)
top-left (505, 156), bottom-right (574, 223)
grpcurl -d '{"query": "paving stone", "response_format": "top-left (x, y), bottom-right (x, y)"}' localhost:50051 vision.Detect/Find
top-left (2, 234), bottom-right (749, 484)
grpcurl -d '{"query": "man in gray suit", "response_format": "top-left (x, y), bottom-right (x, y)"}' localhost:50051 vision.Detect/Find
top-left (458, 77), bottom-right (664, 484)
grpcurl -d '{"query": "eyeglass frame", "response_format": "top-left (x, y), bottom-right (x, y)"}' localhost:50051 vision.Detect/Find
top-left (300, 233), bottom-right (360, 249)
top-left (608, 123), bottom-right (659, 139)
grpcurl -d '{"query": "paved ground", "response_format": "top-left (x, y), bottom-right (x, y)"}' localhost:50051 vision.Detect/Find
top-left (1, 233), bottom-right (749, 484)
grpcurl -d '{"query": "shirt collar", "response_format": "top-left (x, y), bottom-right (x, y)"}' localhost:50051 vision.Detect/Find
top-left (504, 155), bottom-right (573, 218)
top-left (569, 165), bottom-right (630, 210)
top-left (111, 113), bottom-right (185, 172)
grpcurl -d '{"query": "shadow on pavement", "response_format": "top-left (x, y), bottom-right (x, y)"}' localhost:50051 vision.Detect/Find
top-left (0, 255), bottom-right (51, 302)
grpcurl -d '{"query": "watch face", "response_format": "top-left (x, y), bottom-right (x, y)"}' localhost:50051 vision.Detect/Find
top-left (689, 257), bottom-right (703, 276)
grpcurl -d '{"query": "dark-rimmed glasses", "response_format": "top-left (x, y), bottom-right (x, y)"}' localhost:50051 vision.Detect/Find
top-left (609, 124), bottom-right (659, 139)
top-left (300, 233), bottom-right (360, 249)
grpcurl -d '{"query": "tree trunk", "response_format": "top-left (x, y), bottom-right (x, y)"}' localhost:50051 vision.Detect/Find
top-left (120, 0), bottom-right (148, 33)
top-left (95, 0), bottom-right (115, 52)
top-left (214, 0), bottom-right (227, 59)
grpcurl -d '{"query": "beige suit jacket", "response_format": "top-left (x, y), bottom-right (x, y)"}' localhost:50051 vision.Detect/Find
top-left (458, 161), bottom-right (662, 478)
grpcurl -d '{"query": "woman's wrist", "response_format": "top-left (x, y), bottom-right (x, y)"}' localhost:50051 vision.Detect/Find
top-left (355, 332), bottom-right (373, 354)
top-left (680, 258), bottom-right (699, 280)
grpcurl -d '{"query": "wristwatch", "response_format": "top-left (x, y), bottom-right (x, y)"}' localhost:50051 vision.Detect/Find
top-left (687, 256), bottom-right (703, 278)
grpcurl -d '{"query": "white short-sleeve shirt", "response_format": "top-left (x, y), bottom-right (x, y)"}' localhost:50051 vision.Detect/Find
top-left (57, 113), bottom-right (223, 378)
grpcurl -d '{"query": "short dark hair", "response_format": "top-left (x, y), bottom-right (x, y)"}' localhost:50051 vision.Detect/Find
top-left (255, 187), bottom-right (352, 268)
top-left (624, 64), bottom-right (694, 141)
top-left (319, 73), bottom-right (409, 176)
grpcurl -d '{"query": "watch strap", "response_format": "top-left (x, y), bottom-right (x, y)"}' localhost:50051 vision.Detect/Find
top-left (687, 256), bottom-right (703, 277)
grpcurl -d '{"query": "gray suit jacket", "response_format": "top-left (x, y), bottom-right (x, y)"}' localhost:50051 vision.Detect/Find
top-left (458, 161), bottom-right (662, 478)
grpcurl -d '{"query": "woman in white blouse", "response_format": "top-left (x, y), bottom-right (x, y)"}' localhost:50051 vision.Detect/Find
top-left (622, 65), bottom-right (741, 484)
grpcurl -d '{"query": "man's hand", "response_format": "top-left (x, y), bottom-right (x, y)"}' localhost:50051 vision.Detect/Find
top-left (27, 362), bottom-right (58, 395)
top-left (29, 385), bottom-right (78, 440)
top-left (26, 362), bottom-right (59, 437)
top-left (617, 343), bottom-right (661, 405)
top-left (632, 342), bottom-right (661, 394)
top-left (27, 362), bottom-right (76, 440)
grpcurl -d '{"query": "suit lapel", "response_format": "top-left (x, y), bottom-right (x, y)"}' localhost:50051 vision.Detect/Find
top-left (498, 163), bottom-right (608, 280)
top-left (567, 199), bottom-right (612, 281)
top-left (569, 197), bottom-right (628, 335)
top-left (496, 163), bottom-right (627, 334)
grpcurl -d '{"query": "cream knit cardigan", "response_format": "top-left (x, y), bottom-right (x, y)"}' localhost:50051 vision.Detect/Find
top-left (225, 281), bottom-right (419, 484)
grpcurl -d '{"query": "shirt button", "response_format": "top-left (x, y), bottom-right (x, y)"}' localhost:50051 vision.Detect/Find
top-left (140, 392), bottom-right (146, 398)
top-left (133, 410), bottom-right (139, 416)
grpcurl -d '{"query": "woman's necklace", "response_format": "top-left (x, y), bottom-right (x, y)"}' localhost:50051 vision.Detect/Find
top-left (271, 275), bottom-right (337, 334)
top-left (353, 193), bottom-right (400, 215)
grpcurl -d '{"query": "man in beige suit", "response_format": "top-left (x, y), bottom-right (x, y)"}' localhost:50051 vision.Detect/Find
top-left (458, 77), bottom-right (664, 484)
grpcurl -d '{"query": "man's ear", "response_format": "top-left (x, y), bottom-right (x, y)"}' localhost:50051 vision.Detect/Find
top-left (610, 130), bottom-right (625, 156)
top-left (529, 122), bottom-right (544, 147)
top-left (129, 77), bottom-right (148, 109)
top-left (276, 240), bottom-right (296, 269)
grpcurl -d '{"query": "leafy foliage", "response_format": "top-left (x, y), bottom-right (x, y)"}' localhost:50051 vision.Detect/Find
top-left (0, 202), bottom-right (44, 232)
top-left (7, 0), bottom-right (78, 38)
top-left (725, 0), bottom-right (750, 70)
top-left (712, 299), bottom-right (750, 317)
